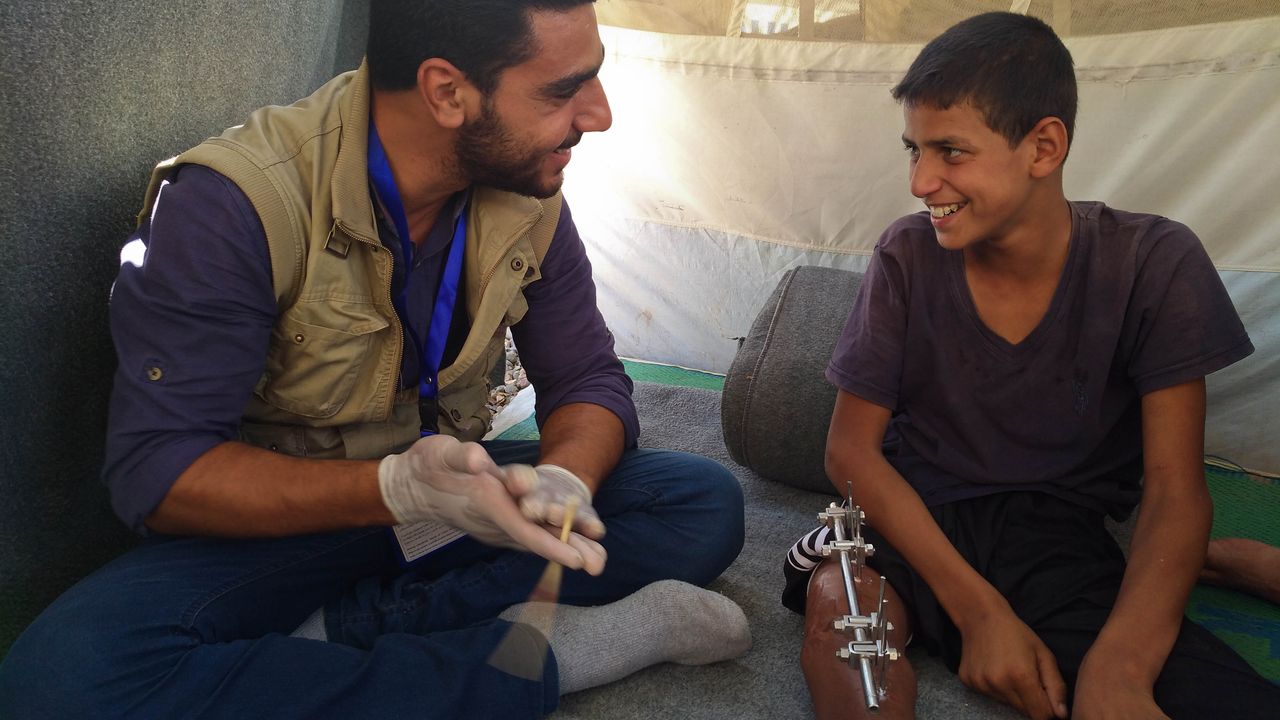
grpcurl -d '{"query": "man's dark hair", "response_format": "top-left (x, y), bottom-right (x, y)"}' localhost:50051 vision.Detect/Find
top-left (368, 0), bottom-right (596, 95)
top-left (892, 12), bottom-right (1076, 148)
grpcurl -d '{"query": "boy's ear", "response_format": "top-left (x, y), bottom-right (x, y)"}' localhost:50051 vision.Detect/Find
top-left (1027, 116), bottom-right (1069, 178)
top-left (415, 58), bottom-right (474, 130)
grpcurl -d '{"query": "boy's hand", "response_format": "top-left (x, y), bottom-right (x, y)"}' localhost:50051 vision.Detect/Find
top-left (957, 606), bottom-right (1068, 720)
top-left (1071, 647), bottom-right (1169, 720)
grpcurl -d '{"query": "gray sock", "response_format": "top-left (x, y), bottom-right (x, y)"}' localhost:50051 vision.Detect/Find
top-left (289, 606), bottom-right (327, 641)
top-left (497, 579), bottom-right (751, 694)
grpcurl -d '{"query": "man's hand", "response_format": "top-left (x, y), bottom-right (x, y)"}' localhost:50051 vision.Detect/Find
top-left (505, 464), bottom-right (606, 539)
top-left (378, 435), bottom-right (604, 573)
top-left (957, 605), bottom-right (1068, 720)
top-left (1071, 645), bottom-right (1169, 720)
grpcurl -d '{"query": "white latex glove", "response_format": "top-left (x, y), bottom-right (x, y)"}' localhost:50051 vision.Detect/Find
top-left (504, 464), bottom-right (607, 537)
top-left (378, 434), bottom-right (589, 570)
top-left (505, 463), bottom-right (608, 575)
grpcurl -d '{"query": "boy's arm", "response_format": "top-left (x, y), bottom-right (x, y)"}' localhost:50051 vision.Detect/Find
top-left (1072, 379), bottom-right (1211, 719)
top-left (827, 390), bottom-right (1068, 720)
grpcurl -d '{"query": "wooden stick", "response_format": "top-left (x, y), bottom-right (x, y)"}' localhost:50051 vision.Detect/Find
top-left (559, 500), bottom-right (579, 543)
top-left (487, 498), bottom-right (582, 679)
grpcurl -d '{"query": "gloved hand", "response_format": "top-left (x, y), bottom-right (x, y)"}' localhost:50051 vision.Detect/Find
top-left (504, 464), bottom-right (606, 539)
top-left (378, 434), bottom-right (595, 571)
top-left (504, 463), bottom-right (608, 575)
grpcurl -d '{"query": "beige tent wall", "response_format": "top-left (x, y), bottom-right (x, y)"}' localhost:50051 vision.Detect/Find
top-left (562, 15), bottom-right (1280, 472)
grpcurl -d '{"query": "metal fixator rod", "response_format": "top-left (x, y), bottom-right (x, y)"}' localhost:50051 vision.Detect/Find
top-left (817, 496), bottom-right (899, 711)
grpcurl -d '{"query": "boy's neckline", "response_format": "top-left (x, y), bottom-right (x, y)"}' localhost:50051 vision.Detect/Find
top-left (950, 202), bottom-right (1080, 351)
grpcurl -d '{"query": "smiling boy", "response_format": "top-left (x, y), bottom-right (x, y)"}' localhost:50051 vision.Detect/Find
top-left (785, 12), bottom-right (1279, 720)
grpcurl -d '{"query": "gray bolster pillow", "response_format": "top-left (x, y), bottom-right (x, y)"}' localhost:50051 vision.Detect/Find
top-left (721, 266), bottom-right (864, 494)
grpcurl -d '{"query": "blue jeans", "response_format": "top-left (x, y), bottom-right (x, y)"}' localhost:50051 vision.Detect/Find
top-left (0, 443), bottom-right (744, 719)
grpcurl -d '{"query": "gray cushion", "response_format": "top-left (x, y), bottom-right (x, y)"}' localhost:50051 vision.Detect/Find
top-left (721, 266), bottom-right (863, 493)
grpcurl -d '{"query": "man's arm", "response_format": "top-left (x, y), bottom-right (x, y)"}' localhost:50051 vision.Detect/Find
top-left (112, 168), bottom-right (398, 538)
top-left (537, 402), bottom-right (624, 494)
top-left (150, 434), bottom-right (598, 569)
top-left (145, 443), bottom-right (391, 536)
top-left (827, 390), bottom-right (1068, 720)
top-left (505, 200), bottom-right (634, 536)
top-left (1072, 379), bottom-right (1211, 719)
top-left (510, 200), bottom-right (637, 450)
top-left (106, 165), bottom-right (281, 533)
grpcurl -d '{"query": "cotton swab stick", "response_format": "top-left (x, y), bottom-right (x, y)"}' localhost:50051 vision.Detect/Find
top-left (487, 498), bottom-right (580, 680)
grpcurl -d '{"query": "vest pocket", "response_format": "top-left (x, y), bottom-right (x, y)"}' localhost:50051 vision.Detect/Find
top-left (260, 313), bottom-right (389, 418)
top-left (438, 379), bottom-right (492, 442)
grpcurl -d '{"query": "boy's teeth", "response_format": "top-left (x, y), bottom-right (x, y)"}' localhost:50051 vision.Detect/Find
top-left (930, 203), bottom-right (961, 218)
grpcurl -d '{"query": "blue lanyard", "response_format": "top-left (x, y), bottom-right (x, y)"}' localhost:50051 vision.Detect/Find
top-left (367, 123), bottom-right (467, 433)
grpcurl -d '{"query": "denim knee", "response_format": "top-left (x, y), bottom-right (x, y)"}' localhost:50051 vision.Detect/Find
top-left (663, 451), bottom-right (746, 584)
top-left (701, 456), bottom-right (747, 576)
top-left (0, 597), bottom-right (141, 717)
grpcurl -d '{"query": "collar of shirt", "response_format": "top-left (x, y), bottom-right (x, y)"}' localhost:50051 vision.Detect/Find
top-left (369, 185), bottom-right (472, 269)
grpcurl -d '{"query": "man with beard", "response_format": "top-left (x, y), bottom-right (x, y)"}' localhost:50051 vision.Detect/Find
top-left (0, 2), bottom-right (749, 717)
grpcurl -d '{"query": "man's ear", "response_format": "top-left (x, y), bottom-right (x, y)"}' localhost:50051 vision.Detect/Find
top-left (416, 58), bottom-right (472, 130)
top-left (1028, 116), bottom-right (1069, 178)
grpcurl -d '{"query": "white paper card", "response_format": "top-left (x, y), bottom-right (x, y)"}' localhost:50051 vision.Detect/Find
top-left (391, 521), bottom-right (466, 563)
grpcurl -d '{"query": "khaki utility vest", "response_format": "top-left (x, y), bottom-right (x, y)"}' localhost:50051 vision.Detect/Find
top-left (137, 61), bottom-right (561, 459)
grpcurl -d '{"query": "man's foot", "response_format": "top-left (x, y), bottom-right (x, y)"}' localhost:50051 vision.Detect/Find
top-left (497, 579), bottom-right (751, 693)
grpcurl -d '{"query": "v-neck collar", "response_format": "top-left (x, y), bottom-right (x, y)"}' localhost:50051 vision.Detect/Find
top-left (947, 203), bottom-right (1082, 357)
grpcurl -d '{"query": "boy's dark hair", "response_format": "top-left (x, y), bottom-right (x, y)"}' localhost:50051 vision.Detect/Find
top-left (368, 0), bottom-right (596, 95)
top-left (892, 12), bottom-right (1076, 149)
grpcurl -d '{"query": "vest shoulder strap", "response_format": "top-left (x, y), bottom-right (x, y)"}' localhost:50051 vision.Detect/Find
top-left (140, 142), bottom-right (305, 310)
top-left (529, 193), bottom-right (563, 265)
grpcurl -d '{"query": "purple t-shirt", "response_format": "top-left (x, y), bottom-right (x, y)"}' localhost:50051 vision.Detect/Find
top-left (827, 201), bottom-right (1253, 518)
top-left (105, 164), bottom-right (637, 532)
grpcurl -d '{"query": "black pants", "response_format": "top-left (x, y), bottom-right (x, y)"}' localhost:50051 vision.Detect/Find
top-left (790, 491), bottom-right (1279, 718)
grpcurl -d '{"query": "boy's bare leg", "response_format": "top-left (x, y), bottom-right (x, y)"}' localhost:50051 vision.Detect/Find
top-left (801, 560), bottom-right (916, 720)
top-left (1199, 537), bottom-right (1280, 606)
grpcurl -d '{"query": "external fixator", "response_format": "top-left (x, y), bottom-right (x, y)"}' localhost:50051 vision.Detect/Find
top-left (817, 498), bottom-right (900, 712)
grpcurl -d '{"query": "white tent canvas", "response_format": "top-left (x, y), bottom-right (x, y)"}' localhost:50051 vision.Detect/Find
top-left (562, 2), bottom-right (1280, 473)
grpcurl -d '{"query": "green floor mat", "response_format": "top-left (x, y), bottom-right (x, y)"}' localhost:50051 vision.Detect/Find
top-left (495, 413), bottom-right (541, 441)
top-left (1185, 463), bottom-right (1279, 683)
top-left (620, 360), bottom-right (724, 390)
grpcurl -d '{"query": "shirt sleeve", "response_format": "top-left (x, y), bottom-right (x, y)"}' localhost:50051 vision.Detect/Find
top-left (103, 165), bottom-right (277, 533)
top-left (1124, 219), bottom-right (1254, 395)
top-left (510, 200), bottom-right (639, 446)
top-left (825, 220), bottom-right (913, 411)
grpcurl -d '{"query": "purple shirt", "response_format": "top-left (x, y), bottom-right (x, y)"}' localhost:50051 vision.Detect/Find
top-left (105, 164), bottom-right (636, 532)
top-left (827, 201), bottom-right (1253, 518)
